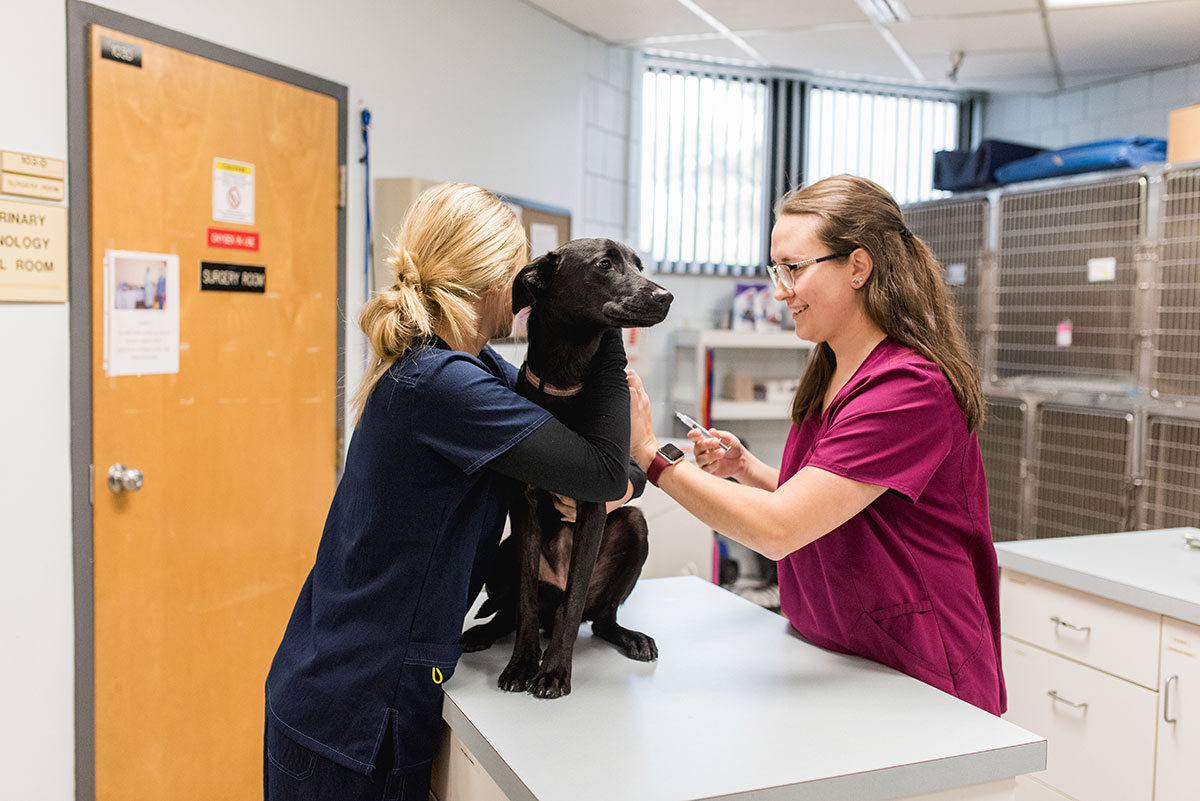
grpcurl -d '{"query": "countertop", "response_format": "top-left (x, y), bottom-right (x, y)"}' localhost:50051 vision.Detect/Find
top-left (994, 527), bottom-right (1200, 625)
top-left (443, 576), bottom-right (1045, 801)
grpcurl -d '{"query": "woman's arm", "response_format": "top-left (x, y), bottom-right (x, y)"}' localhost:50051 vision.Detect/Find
top-left (628, 370), bottom-right (885, 559)
top-left (485, 330), bottom-right (633, 503)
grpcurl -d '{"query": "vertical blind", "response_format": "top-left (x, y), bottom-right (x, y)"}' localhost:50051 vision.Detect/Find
top-left (639, 60), bottom-right (969, 275)
top-left (639, 67), bottom-right (768, 275)
top-left (804, 83), bottom-right (960, 206)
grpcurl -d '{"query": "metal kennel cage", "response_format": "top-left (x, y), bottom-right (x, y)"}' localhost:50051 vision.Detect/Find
top-left (994, 176), bottom-right (1145, 382)
top-left (905, 198), bottom-right (988, 361)
top-left (978, 396), bottom-right (1028, 542)
top-left (1143, 415), bottom-right (1200, 530)
top-left (1153, 166), bottom-right (1200, 399)
top-left (1030, 404), bottom-right (1135, 539)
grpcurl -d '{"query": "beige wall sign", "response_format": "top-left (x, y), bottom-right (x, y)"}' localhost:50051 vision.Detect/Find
top-left (0, 198), bottom-right (68, 302)
top-left (1, 150), bottom-right (66, 202)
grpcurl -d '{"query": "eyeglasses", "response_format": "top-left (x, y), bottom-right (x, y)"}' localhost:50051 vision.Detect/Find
top-left (765, 253), bottom-right (848, 291)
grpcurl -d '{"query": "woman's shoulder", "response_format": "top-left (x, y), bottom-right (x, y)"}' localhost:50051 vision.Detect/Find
top-left (846, 339), bottom-right (956, 404)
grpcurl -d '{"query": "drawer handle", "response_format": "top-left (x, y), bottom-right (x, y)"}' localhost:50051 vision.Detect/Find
top-left (1047, 690), bottom-right (1088, 710)
top-left (1049, 616), bottom-right (1091, 634)
top-left (1164, 675), bottom-right (1179, 724)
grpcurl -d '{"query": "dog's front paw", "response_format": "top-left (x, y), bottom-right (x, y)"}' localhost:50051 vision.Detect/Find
top-left (498, 657), bottom-right (540, 693)
top-left (529, 666), bottom-right (572, 699)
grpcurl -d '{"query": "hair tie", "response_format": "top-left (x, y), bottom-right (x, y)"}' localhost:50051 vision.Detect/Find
top-left (899, 227), bottom-right (914, 243)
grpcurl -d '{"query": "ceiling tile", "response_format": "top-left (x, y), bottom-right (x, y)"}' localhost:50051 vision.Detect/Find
top-left (525, 0), bottom-right (713, 42)
top-left (645, 38), bottom-right (760, 63)
top-left (1059, 71), bottom-right (1141, 90)
top-left (692, 0), bottom-right (867, 32)
top-left (1050, 1), bottom-right (1200, 73)
top-left (903, 0), bottom-right (1038, 15)
top-left (742, 27), bottom-right (914, 81)
top-left (913, 49), bottom-right (1054, 89)
top-left (975, 75), bottom-right (1064, 93)
top-left (889, 12), bottom-right (1046, 55)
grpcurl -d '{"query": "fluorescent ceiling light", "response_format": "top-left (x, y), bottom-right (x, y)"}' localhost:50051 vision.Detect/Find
top-left (1045, 0), bottom-right (1168, 7)
top-left (857, 0), bottom-right (912, 24)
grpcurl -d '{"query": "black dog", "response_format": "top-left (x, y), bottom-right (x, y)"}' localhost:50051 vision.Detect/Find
top-left (463, 238), bottom-right (673, 698)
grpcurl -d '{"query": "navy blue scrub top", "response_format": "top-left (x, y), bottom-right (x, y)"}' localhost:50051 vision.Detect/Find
top-left (266, 338), bottom-right (551, 775)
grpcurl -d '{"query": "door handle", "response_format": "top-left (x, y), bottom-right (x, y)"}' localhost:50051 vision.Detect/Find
top-left (1164, 675), bottom-right (1179, 724)
top-left (1047, 690), bottom-right (1088, 710)
top-left (107, 463), bottom-right (144, 493)
top-left (1050, 615), bottom-right (1091, 634)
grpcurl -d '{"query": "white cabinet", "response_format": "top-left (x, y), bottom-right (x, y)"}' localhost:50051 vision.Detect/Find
top-left (1155, 617), bottom-right (1200, 801)
top-left (1001, 569), bottom-right (1200, 801)
top-left (1003, 635), bottom-right (1157, 801)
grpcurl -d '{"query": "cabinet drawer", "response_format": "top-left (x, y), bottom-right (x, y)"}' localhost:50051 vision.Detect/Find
top-left (1000, 570), bottom-right (1161, 687)
top-left (1002, 636), bottom-right (1157, 801)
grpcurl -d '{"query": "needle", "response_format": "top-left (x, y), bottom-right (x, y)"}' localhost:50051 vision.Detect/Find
top-left (674, 411), bottom-right (731, 451)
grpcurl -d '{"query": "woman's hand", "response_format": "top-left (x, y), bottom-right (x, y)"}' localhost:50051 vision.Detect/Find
top-left (625, 369), bottom-right (659, 470)
top-left (552, 488), bottom-right (632, 523)
top-left (689, 427), bottom-right (748, 480)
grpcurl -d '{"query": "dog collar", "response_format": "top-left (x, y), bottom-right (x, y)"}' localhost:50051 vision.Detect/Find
top-left (523, 363), bottom-right (584, 397)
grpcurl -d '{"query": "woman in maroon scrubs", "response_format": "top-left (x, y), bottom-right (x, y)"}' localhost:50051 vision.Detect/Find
top-left (628, 174), bottom-right (1004, 715)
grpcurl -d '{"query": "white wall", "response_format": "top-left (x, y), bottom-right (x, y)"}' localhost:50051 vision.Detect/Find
top-left (0, 1), bottom-right (609, 797)
top-left (984, 60), bottom-right (1200, 149)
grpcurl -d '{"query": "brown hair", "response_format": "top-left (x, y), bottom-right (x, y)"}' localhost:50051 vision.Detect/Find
top-left (351, 182), bottom-right (528, 424)
top-left (776, 174), bottom-right (984, 432)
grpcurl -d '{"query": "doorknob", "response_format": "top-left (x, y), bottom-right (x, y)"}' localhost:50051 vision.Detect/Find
top-left (107, 463), bottom-right (144, 493)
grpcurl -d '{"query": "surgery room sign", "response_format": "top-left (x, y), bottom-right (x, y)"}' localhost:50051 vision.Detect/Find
top-left (200, 262), bottom-right (266, 293)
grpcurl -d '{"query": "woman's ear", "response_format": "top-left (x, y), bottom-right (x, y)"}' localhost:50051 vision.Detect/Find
top-left (848, 247), bottom-right (873, 288)
top-left (512, 251), bottom-right (559, 313)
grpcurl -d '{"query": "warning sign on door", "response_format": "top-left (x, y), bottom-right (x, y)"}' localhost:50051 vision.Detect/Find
top-left (213, 158), bottom-right (255, 225)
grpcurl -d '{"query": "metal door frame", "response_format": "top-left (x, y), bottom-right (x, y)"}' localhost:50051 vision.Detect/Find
top-left (66, 3), bottom-right (347, 798)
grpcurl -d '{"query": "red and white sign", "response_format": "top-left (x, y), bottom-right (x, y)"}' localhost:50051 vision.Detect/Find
top-left (207, 227), bottom-right (260, 251)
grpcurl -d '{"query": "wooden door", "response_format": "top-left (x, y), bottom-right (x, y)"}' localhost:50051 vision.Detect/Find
top-left (88, 24), bottom-right (339, 800)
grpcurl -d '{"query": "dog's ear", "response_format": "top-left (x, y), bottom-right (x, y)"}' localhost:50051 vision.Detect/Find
top-left (512, 251), bottom-right (559, 313)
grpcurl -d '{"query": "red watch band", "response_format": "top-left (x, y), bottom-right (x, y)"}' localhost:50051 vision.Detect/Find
top-left (646, 452), bottom-right (672, 487)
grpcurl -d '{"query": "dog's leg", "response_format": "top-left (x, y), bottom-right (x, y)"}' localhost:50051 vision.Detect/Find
top-left (588, 507), bottom-right (657, 661)
top-left (527, 500), bottom-right (607, 699)
top-left (497, 488), bottom-right (543, 692)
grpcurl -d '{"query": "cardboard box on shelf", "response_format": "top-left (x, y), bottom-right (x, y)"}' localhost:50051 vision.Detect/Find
top-left (1168, 103), bottom-right (1200, 164)
top-left (721, 374), bottom-right (756, 402)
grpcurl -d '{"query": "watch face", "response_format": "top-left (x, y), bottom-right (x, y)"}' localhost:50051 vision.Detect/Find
top-left (659, 442), bottom-right (685, 463)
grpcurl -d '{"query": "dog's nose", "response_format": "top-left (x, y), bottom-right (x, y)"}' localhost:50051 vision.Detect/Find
top-left (652, 288), bottom-right (673, 305)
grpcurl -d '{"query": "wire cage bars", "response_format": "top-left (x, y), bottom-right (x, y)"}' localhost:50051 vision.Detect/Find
top-left (978, 397), bottom-right (1027, 541)
top-left (994, 177), bottom-right (1144, 381)
top-left (1154, 167), bottom-right (1200, 398)
top-left (905, 198), bottom-right (987, 361)
top-left (1031, 404), bottom-right (1134, 539)
top-left (1143, 416), bottom-right (1200, 530)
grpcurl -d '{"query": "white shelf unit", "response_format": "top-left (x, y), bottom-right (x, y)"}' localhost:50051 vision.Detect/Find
top-left (669, 329), bottom-right (814, 420)
top-left (668, 328), bottom-right (815, 478)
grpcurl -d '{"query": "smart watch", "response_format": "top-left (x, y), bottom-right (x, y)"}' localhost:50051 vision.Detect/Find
top-left (646, 442), bottom-right (685, 487)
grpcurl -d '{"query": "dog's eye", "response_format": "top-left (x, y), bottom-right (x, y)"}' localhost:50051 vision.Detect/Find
top-left (597, 258), bottom-right (612, 270)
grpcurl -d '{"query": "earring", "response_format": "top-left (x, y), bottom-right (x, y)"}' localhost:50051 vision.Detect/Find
top-left (853, 277), bottom-right (863, 286)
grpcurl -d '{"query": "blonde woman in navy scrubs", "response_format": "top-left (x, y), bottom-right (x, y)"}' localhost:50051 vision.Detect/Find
top-left (628, 174), bottom-right (1005, 716)
top-left (265, 184), bottom-right (643, 800)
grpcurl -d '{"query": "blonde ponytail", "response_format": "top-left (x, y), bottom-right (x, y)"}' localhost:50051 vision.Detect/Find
top-left (350, 183), bottom-right (528, 424)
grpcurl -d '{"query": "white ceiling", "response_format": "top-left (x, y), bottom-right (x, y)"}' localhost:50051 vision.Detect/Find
top-left (522, 0), bottom-right (1200, 94)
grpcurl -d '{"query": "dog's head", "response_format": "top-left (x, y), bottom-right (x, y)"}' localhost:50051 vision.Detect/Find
top-left (512, 238), bottom-right (673, 330)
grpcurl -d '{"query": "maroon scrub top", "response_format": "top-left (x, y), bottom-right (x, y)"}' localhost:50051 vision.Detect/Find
top-left (777, 338), bottom-right (1006, 715)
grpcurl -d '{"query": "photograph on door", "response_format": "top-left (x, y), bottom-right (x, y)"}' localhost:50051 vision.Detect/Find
top-left (103, 249), bottom-right (180, 377)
